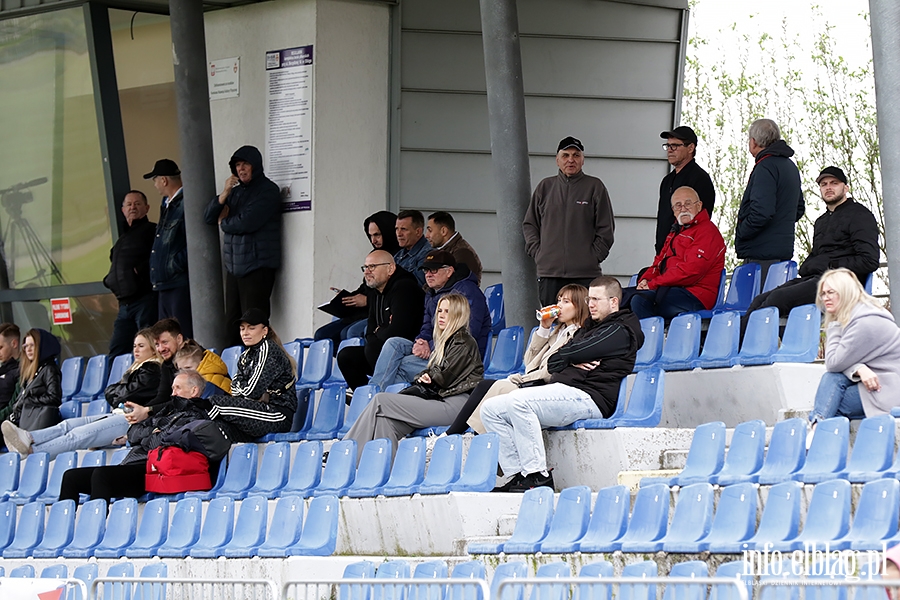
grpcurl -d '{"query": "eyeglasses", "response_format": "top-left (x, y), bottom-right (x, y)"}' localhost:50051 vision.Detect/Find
top-left (586, 296), bottom-right (612, 305)
top-left (423, 266), bottom-right (450, 274)
top-left (819, 289), bottom-right (839, 300)
top-left (671, 200), bottom-right (698, 211)
top-left (662, 143), bottom-right (687, 151)
top-left (360, 263), bottom-right (391, 272)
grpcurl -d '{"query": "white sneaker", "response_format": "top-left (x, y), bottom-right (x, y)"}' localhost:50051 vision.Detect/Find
top-left (1, 420), bottom-right (33, 456)
top-left (425, 432), bottom-right (447, 461)
top-left (806, 421), bottom-right (817, 450)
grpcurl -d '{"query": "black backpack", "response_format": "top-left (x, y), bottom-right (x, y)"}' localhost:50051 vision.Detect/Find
top-left (160, 419), bottom-right (232, 462)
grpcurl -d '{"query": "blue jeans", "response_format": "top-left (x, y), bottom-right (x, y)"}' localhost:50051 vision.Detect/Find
top-left (625, 286), bottom-right (706, 320)
top-left (368, 337), bottom-right (428, 390)
top-left (108, 294), bottom-right (157, 358)
top-left (810, 371), bottom-right (864, 423)
top-left (30, 414), bottom-right (129, 460)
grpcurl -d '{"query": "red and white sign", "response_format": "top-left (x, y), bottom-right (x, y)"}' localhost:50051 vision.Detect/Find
top-left (50, 298), bottom-right (72, 326)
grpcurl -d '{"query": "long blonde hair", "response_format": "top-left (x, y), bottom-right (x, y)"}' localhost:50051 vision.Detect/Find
top-left (817, 268), bottom-right (883, 327)
top-left (428, 294), bottom-right (471, 367)
top-left (126, 328), bottom-right (163, 374)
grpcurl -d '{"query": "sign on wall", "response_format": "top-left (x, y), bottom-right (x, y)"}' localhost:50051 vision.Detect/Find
top-left (50, 298), bottom-right (72, 325)
top-left (208, 57), bottom-right (240, 100)
top-left (265, 45), bottom-right (313, 212)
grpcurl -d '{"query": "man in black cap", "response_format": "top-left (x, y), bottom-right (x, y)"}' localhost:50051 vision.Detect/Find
top-left (144, 159), bottom-right (192, 338)
top-left (656, 126), bottom-right (716, 254)
top-left (523, 136), bottom-right (616, 306)
top-left (741, 166), bottom-right (879, 335)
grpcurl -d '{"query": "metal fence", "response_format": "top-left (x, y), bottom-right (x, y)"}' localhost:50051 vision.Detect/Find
top-left (0, 576), bottom-right (88, 598)
top-left (90, 576), bottom-right (279, 600)
top-left (495, 576), bottom-right (751, 600)
top-left (282, 577), bottom-right (491, 600)
top-left (756, 578), bottom-right (891, 600)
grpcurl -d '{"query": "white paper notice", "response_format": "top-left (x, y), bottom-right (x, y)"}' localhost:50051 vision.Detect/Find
top-left (208, 57), bottom-right (240, 100)
top-left (265, 45), bottom-right (313, 212)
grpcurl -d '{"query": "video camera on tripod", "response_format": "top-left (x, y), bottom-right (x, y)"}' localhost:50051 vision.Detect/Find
top-left (0, 178), bottom-right (47, 218)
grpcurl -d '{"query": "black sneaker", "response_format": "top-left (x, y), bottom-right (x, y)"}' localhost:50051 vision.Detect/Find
top-left (492, 473), bottom-right (524, 492)
top-left (508, 469), bottom-right (554, 493)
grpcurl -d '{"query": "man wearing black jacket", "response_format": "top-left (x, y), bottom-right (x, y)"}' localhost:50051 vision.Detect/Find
top-left (482, 276), bottom-right (643, 492)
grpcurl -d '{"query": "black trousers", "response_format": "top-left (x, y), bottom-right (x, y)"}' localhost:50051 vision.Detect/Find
top-left (59, 463), bottom-right (147, 504)
top-left (537, 277), bottom-right (595, 307)
top-left (337, 345), bottom-right (374, 391)
top-left (159, 285), bottom-right (193, 339)
top-left (740, 275), bottom-right (819, 337)
top-left (208, 396), bottom-right (292, 442)
top-left (225, 268), bottom-right (277, 347)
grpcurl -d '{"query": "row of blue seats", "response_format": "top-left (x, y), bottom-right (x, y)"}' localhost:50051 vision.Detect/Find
top-left (0, 448), bottom-right (130, 505)
top-left (0, 493), bottom-right (339, 559)
top-left (0, 561), bottom-right (166, 599)
top-left (471, 476), bottom-right (900, 555)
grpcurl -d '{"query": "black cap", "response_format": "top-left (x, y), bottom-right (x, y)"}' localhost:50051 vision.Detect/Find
top-left (660, 126), bottom-right (698, 145)
top-left (557, 136), bottom-right (584, 153)
top-left (237, 308), bottom-right (269, 327)
top-left (816, 166), bottom-right (848, 185)
top-left (421, 250), bottom-right (457, 270)
top-left (143, 159), bottom-right (181, 179)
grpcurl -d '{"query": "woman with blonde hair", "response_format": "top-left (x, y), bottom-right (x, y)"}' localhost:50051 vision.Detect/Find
top-left (809, 268), bottom-right (900, 428)
top-left (345, 293), bottom-right (484, 459)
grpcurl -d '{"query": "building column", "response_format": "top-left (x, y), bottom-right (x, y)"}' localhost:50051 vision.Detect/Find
top-left (479, 0), bottom-right (538, 329)
top-left (169, 0), bottom-right (227, 348)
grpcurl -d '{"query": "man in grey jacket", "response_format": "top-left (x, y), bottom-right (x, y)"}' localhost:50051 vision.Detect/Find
top-left (523, 136), bottom-right (615, 306)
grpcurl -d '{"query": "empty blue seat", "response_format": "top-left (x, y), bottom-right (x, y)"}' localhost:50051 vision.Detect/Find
top-left (450, 561), bottom-right (487, 600)
top-left (712, 562), bottom-right (753, 600)
top-left (278, 441), bottom-right (323, 498)
top-left (711, 420), bottom-right (766, 485)
top-left (267, 387), bottom-right (316, 443)
top-left (372, 560), bottom-right (411, 600)
top-left (694, 270), bottom-right (728, 319)
top-left (662, 561), bottom-right (708, 600)
top-left (72, 563), bottom-right (99, 600)
top-left (306, 385), bottom-right (347, 440)
top-left (72, 354), bottom-right (109, 402)
top-left (490, 561), bottom-right (527, 600)
top-left (9, 564), bottom-right (36, 577)
top-left (840, 415), bottom-right (895, 482)
top-left (537, 486), bottom-right (592, 553)
top-left (468, 486), bottom-right (554, 554)
top-left (691, 311), bottom-right (741, 369)
top-left (794, 416), bottom-right (849, 483)
top-left (833, 478), bottom-right (900, 551)
top-left (103, 561), bottom-right (135, 600)
top-left (619, 561), bottom-right (657, 600)
top-left (417, 434), bottom-right (463, 495)
top-left (577, 485), bottom-right (630, 553)
top-left (0, 500), bottom-right (15, 552)
top-left (760, 559), bottom-right (802, 600)
top-left (204, 443), bottom-right (258, 499)
top-left (109, 447), bottom-right (130, 466)
top-left (36, 451), bottom-right (77, 504)
top-left (59, 400), bottom-right (82, 419)
top-left (286, 494), bottom-right (340, 556)
top-left (655, 313), bottom-right (701, 371)
top-left (530, 562), bottom-right (571, 600)
top-left (718, 263), bottom-right (761, 315)
top-left (755, 418), bottom-right (808, 484)
top-left (382, 437), bottom-right (427, 497)
top-left (0, 452), bottom-right (18, 498)
top-left (81, 449), bottom-right (107, 468)
top-left (137, 562), bottom-right (168, 600)
top-left (85, 398), bottom-right (112, 416)
top-left (92, 497), bottom-right (138, 558)
top-left (313, 439), bottom-right (357, 496)
top-left (572, 368), bottom-right (665, 429)
top-left (107, 353), bottom-right (134, 387)
top-left (450, 432), bottom-right (500, 493)
top-left (339, 385), bottom-right (379, 438)
top-left (156, 497), bottom-right (204, 557)
top-left (735, 306), bottom-right (779, 366)
top-left (8, 451), bottom-right (49, 504)
top-left (634, 317), bottom-right (664, 371)
top-left (61, 498), bottom-right (107, 558)
top-left (773, 304), bottom-right (822, 363)
top-left (485, 284), bottom-right (505, 334)
top-left (220, 345), bottom-right (243, 377)
top-left (220, 495), bottom-right (270, 558)
top-left (284, 340), bottom-right (303, 380)
top-left (576, 561), bottom-right (614, 600)
top-left (625, 483), bottom-right (712, 553)
top-left (255, 495), bottom-right (305, 557)
top-left (38, 564), bottom-right (65, 578)
top-left (484, 326), bottom-right (525, 378)
top-left (297, 339), bottom-right (334, 393)
top-left (245, 441), bottom-right (291, 498)
top-left (325, 338), bottom-right (365, 388)
top-left (605, 483), bottom-right (669, 553)
top-left (679, 482), bottom-right (757, 553)
top-left (2, 500), bottom-right (44, 558)
top-left (708, 480), bottom-right (803, 553)
top-left (341, 560), bottom-right (377, 600)
top-left (767, 479), bottom-right (851, 552)
top-left (347, 438), bottom-right (393, 498)
top-left (188, 496), bottom-right (235, 558)
top-left (669, 421), bottom-right (726, 486)
top-left (124, 496), bottom-right (170, 558)
top-left (762, 261), bottom-right (798, 293)
top-left (31, 498), bottom-right (76, 558)
top-left (61, 356), bottom-right (85, 402)
top-left (411, 559), bottom-right (449, 600)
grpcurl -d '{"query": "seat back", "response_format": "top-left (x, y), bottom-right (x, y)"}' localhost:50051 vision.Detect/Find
top-left (773, 304), bottom-right (822, 362)
top-left (619, 368), bottom-right (665, 426)
top-left (484, 326), bottom-right (525, 376)
top-left (284, 441), bottom-right (324, 495)
top-left (104, 561), bottom-right (135, 600)
top-left (137, 562), bottom-right (168, 600)
top-left (383, 437), bottom-right (427, 494)
top-left (12, 451), bottom-right (49, 501)
top-left (41, 564), bottom-right (67, 579)
top-left (760, 559), bottom-right (801, 600)
top-left (64, 498), bottom-right (107, 555)
top-left (503, 487), bottom-right (555, 548)
top-left (576, 561), bottom-right (614, 600)
top-left (634, 317), bottom-right (664, 367)
top-left (708, 270), bottom-right (727, 311)
top-left (259, 495), bottom-right (305, 551)
top-left (663, 483), bottom-right (714, 544)
top-left (490, 561), bottom-right (527, 600)
top-left (763, 261), bottom-right (798, 293)
top-left (752, 481), bottom-right (803, 543)
top-left (618, 561), bottom-right (657, 600)
top-left (714, 420), bottom-right (765, 482)
top-left (0, 452), bottom-right (19, 495)
top-left (296, 494), bottom-right (340, 555)
top-left (348, 439), bottom-right (393, 496)
top-left (60, 356), bottom-right (85, 401)
top-left (220, 345), bottom-right (243, 377)
top-left (374, 560), bottom-right (412, 600)
top-left (219, 443), bottom-right (258, 495)
top-left (659, 313), bottom-right (701, 364)
top-left (702, 482), bottom-right (758, 546)
top-left (529, 562), bottom-right (571, 600)
top-left (738, 306), bottom-right (779, 362)
top-left (158, 497), bottom-right (203, 552)
top-left (341, 561), bottom-right (377, 600)
top-left (339, 385), bottom-right (379, 437)
top-left (450, 560), bottom-right (486, 600)
top-left (86, 398), bottom-right (112, 417)
top-left (38, 451), bottom-right (76, 503)
top-left (249, 441), bottom-right (291, 495)
top-left (307, 385), bottom-right (346, 439)
top-left (485, 284), bottom-right (505, 334)
top-left (227, 494), bottom-right (268, 551)
top-left (673, 422), bottom-right (726, 484)
top-left (9, 564), bottom-right (35, 578)
top-left (722, 263), bottom-right (761, 312)
top-left (384, 383), bottom-right (408, 394)
top-left (712, 562), bottom-right (753, 600)
top-left (538, 486), bottom-right (591, 551)
top-left (326, 338), bottom-right (365, 387)
top-left (284, 341), bottom-right (303, 381)
top-left (81, 449), bottom-right (107, 468)
top-left (662, 561), bottom-right (708, 600)
top-left (798, 479), bottom-right (851, 543)
top-left (578, 485), bottom-right (630, 550)
top-left (59, 400), bottom-right (82, 419)
top-left (419, 434), bottom-right (462, 492)
top-left (34, 498), bottom-right (76, 554)
top-left (110, 446), bottom-right (131, 466)
top-left (299, 339), bottom-right (334, 387)
top-left (847, 478), bottom-right (900, 542)
top-left (4, 500), bottom-right (45, 556)
top-left (619, 483), bottom-right (669, 544)
top-left (0, 500), bottom-right (15, 551)
top-left (107, 353), bottom-right (134, 386)
top-left (95, 497), bottom-right (138, 554)
top-left (129, 497), bottom-right (169, 554)
top-left (757, 418), bottom-right (807, 479)
top-left (75, 354), bottom-right (109, 400)
top-left (318, 439), bottom-right (357, 494)
top-left (846, 415), bottom-right (895, 474)
top-left (411, 560), bottom-right (449, 600)
top-left (864, 272), bottom-right (874, 294)
top-left (450, 432), bottom-right (500, 493)
top-left (194, 496), bottom-right (235, 551)
top-left (696, 311), bottom-right (740, 362)
top-left (802, 416), bottom-right (849, 476)
top-left (73, 563), bottom-right (99, 600)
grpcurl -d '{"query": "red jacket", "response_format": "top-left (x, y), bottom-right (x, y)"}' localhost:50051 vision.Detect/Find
top-left (642, 209), bottom-right (726, 308)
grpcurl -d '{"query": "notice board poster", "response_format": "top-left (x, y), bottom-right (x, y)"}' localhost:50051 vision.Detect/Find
top-left (265, 45), bottom-right (313, 212)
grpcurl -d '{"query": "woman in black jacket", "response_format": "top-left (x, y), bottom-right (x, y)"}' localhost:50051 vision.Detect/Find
top-left (9, 328), bottom-right (61, 431)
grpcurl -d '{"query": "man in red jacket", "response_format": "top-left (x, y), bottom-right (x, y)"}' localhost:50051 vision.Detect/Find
top-left (624, 186), bottom-right (725, 319)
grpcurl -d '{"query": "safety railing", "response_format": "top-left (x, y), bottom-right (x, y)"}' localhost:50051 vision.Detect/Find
top-left (757, 577), bottom-right (892, 600)
top-left (282, 577), bottom-right (491, 600)
top-left (495, 576), bottom-right (751, 600)
top-left (91, 576), bottom-right (279, 600)
top-left (0, 576), bottom-right (88, 598)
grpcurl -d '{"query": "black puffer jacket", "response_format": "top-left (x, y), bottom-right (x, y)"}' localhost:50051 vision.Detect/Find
top-left (104, 360), bottom-right (162, 409)
top-left (103, 216), bottom-right (156, 302)
top-left (797, 199), bottom-right (880, 283)
top-left (122, 394), bottom-right (212, 465)
top-left (0, 360), bottom-right (19, 423)
top-left (417, 328), bottom-right (484, 398)
top-left (12, 329), bottom-right (62, 431)
top-left (364, 266), bottom-right (425, 367)
top-left (204, 145), bottom-right (282, 278)
top-left (229, 338), bottom-right (296, 414)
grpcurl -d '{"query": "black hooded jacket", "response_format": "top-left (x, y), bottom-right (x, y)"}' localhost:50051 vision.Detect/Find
top-left (363, 266), bottom-right (425, 367)
top-left (364, 211), bottom-right (400, 255)
top-left (12, 329), bottom-right (62, 430)
top-left (204, 145), bottom-right (282, 278)
top-left (104, 216), bottom-right (156, 302)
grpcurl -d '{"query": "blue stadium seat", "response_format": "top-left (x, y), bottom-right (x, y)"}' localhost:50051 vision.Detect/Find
top-left (691, 311), bottom-right (741, 369)
top-left (284, 340), bottom-right (303, 380)
top-left (450, 432), bottom-right (500, 493)
top-left (256, 495), bottom-right (305, 557)
top-left (577, 485), bottom-right (630, 553)
top-left (628, 274), bottom-right (639, 286)
top-left (417, 434), bottom-right (463, 495)
top-left (268, 393), bottom-right (315, 442)
top-left (0, 452), bottom-right (18, 498)
top-left (124, 496), bottom-right (170, 558)
top-left (341, 560), bottom-right (377, 600)
top-left (694, 270), bottom-right (727, 319)
top-left (9, 564), bottom-right (36, 577)
top-left (624, 483), bottom-right (712, 553)
top-left (278, 441), bottom-right (323, 498)
top-left (41, 564), bottom-right (67, 579)
top-left (536, 486), bottom-right (592, 553)
top-left (103, 561), bottom-right (135, 600)
top-left (708, 480), bottom-right (803, 553)
top-left (483, 326), bottom-right (525, 378)
top-left (760, 560), bottom-right (802, 600)
top-left (36, 451), bottom-right (76, 504)
top-left (468, 486), bottom-right (554, 554)
top-left (188, 496), bottom-right (235, 558)
top-left (604, 483), bottom-right (669, 553)
top-left (410, 559), bottom-right (449, 600)
top-left (840, 415), bottom-right (895, 482)
top-left (204, 443), bottom-right (258, 500)
top-left (755, 418), bottom-right (808, 484)
top-left (794, 416), bottom-right (849, 483)
top-left (220, 495), bottom-right (270, 558)
top-left (59, 400), bottom-right (82, 419)
top-left (712, 562), bottom-right (753, 600)
top-left (306, 385), bottom-right (347, 440)
top-left (735, 306), bottom-right (779, 366)
top-left (619, 561), bottom-right (658, 600)
top-left (832, 478), bottom-right (900, 551)
top-left (808, 557), bottom-right (851, 600)
top-left (72, 355), bottom-right (109, 403)
top-left (530, 562), bottom-right (571, 600)
top-left (92, 497), bottom-right (138, 558)
top-left (485, 284), bottom-right (505, 335)
top-left (2, 500), bottom-right (44, 557)
top-left (156, 497), bottom-right (203, 557)
top-left (576, 561), bottom-right (614, 600)
top-left (61, 498), bottom-right (107, 558)
top-left (313, 439), bottom-right (357, 496)
top-left (220, 345), bottom-right (242, 377)
top-left (346, 438), bottom-right (393, 498)
top-left (72, 563), bottom-right (99, 600)
top-left (107, 353), bottom-right (134, 387)
top-left (86, 398), bottom-right (112, 417)
top-left (381, 437), bottom-right (427, 497)
top-left (297, 339), bottom-right (334, 393)
top-left (762, 261), bottom-right (798, 293)
top-left (137, 562), bottom-right (168, 600)
top-left (286, 494), bottom-right (340, 556)
top-left (662, 561), bottom-right (708, 600)
top-left (773, 304), bottom-right (822, 363)
top-left (680, 482), bottom-right (758, 553)
top-left (372, 560), bottom-right (411, 600)
top-left (325, 338), bottom-right (365, 388)
top-left (385, 383), bottom-right (409, 394)
top-left (491, 562), bottom-right (528, 600)
top-left (655, 313), bottom-right (701, 371)
top-left (669, 421), bottom-right (726, 486)
top-left (450, 561), bottom-right (487, 600)
top-left (8, 451), bottom-right (48, 504)
top-left (31, 498), bottom-right (76, 558)
top-left (0, 500), bottom-right (15, 552)
top-left (60, 356), bottom-right (85, 402)
top-left (633, 317), bottom-right (664, 371)
top-left (864, 272), bottom-right (874, 294)
top-left (571, 368), bottom-right (664, 429)
top-left (717, 263), bottom-right (761, 316)
top-left (109, 446), bottom-right (130, 466)
top-left (339, 385), bottom-right (380, 438)
top-left (767, 479), bottom-right (851, 552)
top-left (81, 449), bottom-right (107, 468)
top-left (710, 420), bottom-right (766, 485)
top-left (245, 441), bottom-right (291, 498)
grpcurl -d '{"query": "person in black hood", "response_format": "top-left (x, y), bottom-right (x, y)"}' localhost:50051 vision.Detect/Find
top-left (735, 119), bottom-right (805, 281)
top-left (9, 328), bottom-right (62, 431)
top-left (205, 145), bottom-right (283, 347)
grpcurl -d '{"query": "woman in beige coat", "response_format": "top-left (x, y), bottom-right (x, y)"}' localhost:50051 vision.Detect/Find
top-left (445, 284), bottom-right (590, 435)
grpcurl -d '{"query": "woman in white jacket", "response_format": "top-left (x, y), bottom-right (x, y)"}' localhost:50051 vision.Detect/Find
top-left (445, 284), bottom-right (590, 435)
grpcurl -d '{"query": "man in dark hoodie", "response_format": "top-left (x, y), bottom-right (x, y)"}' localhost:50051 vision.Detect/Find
top-left (205, 145), bottom-right (283, 346)
top-left (336, 250), bottom-right (425, 391)
top-left (735, 119), bottom-right (805, 281)
top-left (482, 276), bottom-right (643, 492)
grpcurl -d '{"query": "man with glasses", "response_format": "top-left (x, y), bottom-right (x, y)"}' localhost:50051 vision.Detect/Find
top-left (657, 126), bottom-right (716, 254)
top-left (483, 276), bottom-right (643, 492)
top-left (336, 250), bottom-right (425, 392)
top-left (623, 186), bottom-right (725, 319)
